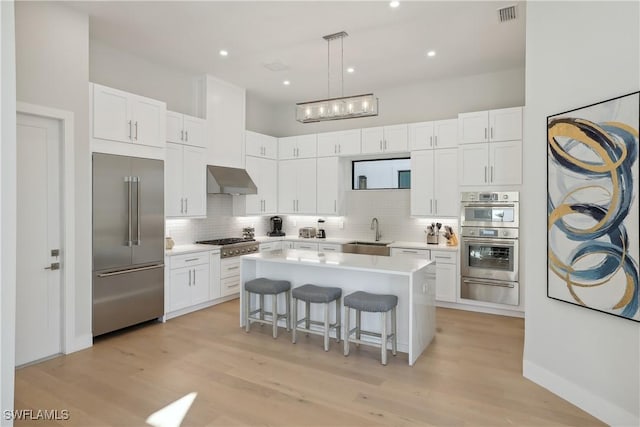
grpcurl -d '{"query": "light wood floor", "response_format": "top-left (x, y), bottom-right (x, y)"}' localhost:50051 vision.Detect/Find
top-left (15, 301), bottom-right (603, 426)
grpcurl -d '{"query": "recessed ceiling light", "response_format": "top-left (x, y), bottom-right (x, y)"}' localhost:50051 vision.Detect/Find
top-left (346, 67), bottom-right (355, 73)
top-left (219, 50), bottom-right (228, 57)
top-left (427, 50), bottom-right (436, 57)
top-left (389, 1), bottom-right (400, 8)
top-left (283, 80), bottom-right (290, 86)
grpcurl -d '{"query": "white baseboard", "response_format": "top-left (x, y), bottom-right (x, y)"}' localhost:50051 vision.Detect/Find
top-left (523, 359), bottom-right (639, 426)
top-left (66, 333), bottom-right (92, 354)
top-left (436, 300), bottom-right (525, 318)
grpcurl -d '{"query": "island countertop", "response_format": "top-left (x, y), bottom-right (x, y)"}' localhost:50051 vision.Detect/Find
top-left (241, 249), bottom-right (433, 276)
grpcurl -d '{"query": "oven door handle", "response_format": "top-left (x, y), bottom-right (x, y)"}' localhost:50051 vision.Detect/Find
top-left (463, 278), bottom-right (515, 288)
top-left (462, 238), bottom-right (517, 246)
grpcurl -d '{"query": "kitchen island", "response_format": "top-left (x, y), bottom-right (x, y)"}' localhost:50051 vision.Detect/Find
top-left (240, 250), bottom-right (436, 365)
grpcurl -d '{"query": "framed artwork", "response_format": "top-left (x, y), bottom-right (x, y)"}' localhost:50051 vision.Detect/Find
top-left (547, 91), bottom-right (640, 322)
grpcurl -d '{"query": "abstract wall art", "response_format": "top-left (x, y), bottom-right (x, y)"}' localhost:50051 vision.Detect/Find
top-left (547, 91), bottom-right (640, 322)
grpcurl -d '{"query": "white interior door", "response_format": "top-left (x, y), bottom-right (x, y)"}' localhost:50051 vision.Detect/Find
top-left (16, 113), bottom-right (62, 366)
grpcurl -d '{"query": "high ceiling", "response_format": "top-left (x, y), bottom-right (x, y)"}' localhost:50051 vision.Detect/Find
top-left (70, 1), bottom-right (526, 104)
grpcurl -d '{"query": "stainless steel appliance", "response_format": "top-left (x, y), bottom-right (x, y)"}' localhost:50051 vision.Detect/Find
top-left (196, 238), bottom-right (259, 258)
top-left (460, 191), bottom-right (519, 306)
top-left (207, 165), bottom-right (257, 195)
top-left (92, 153), bottom-right (165, 337)
top-left (268, 216), bottom-right (285, 237)
top-left (299, 227), bottom-right (316, 238)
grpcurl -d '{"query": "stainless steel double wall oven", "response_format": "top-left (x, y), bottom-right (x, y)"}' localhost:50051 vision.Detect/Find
top-left (460, 191), bottom-right (520, 306)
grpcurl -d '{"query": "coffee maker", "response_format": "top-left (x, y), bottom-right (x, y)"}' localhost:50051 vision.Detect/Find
top-left (267, 216), bottom-right (285, 237)
top-left (316, 218), bottom-right (326, 239)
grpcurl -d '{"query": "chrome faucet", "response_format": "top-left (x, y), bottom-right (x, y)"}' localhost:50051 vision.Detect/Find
top-left (370, 217), bottom-right (381, 241)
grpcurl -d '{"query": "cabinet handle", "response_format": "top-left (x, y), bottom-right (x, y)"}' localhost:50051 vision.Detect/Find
top-left (227, 266), bottom-right (239, 270)
top-left (296, 199), bottom-right (299, 211)
top-left (334, 200), bottom-right (337, 212)
top-left (379, 140), bottom-right (382, 150)
top-left (193, 268), bottom-right (196, 284)
top-left (134, 121), bottom-right (138, 140)
top-left (185, 258), bottom-right (199, 262)
top-left (185, 198), bottom-right (188, 213)
top-left (484, 166), bottom-right (488, 183)
top-left (180, 197), bottom-right (184, 214)
top-left (185, 130), bottom-right (188, 141)
top-left (181, 130), bottom-right (184, 141)
top-left (490, 166), bottom-right (494, 183)
top-left (384, 139), bottom-right (387, 149)
top-left (334, 145), bottom-right (337, 154)
top-left (293, 200), bottom-right (296, 211)
top-left (434, 256), bottom-right (450, 260)
top-left (430, 199), bottom-right (433, 214)
top-left (128, 120), bottom-right (132, 140)
top-left (338, 144), bottom-right (341, 153)
top-left (490, 127), bottom-right (493, 139)
top-left (188, 269), bottom-right (192, 286)
top-left (435, 199), bottom-right (438, 214)
top-left (430, 136), bottom-right (433, 147)
top-left (484, 128), bottom-right (487, 140)
top-left (402, 250), bottom-right (419, 254)
top-left (434, 135), bottom-right (438, 147)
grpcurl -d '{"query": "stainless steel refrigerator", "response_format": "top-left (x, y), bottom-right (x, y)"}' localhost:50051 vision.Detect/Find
top-left (92, 153), bottom-right (164, 336)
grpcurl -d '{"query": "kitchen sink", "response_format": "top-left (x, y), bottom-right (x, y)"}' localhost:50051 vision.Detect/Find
top-left (342, 241), bottom-right (392, 256)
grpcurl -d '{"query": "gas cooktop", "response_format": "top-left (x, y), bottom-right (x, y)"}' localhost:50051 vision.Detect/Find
top-left (196, 238), bottom-right (255, 246)
top-left (196, 238), bottom-right (259, 258)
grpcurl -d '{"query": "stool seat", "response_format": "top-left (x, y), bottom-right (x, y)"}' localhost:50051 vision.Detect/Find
top-left (344, 291), bottom-right (398, 312)
top-left (293, 284), bottom-right (342, 303)
top-left (245, 278), bottom-right (291, 294)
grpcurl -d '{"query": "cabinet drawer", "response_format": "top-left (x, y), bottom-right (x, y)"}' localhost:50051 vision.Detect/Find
top-left (170, 252), bottom-right (209, 269)
top-left (221, 275), bottom-right (240, 296)
top-left (260, 242), bottom-right (282, 252)
top-left (390, 248), bottom-right (429, 258)
top-left (293, 242), bottom-right (319, 251)
top-left (430, 250), bottom-right (457, 264)
top-left (220, 258), bottom-right (241, 278)
top-left (318, 243), bottom-right (341, 253)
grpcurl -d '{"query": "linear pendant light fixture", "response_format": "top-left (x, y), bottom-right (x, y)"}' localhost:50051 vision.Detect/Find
top-left (296, 31), bottom-right (378, 123)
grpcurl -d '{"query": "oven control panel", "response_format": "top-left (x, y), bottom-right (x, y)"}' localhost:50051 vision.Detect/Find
top-left (461, 227), bottom-right (519, 239)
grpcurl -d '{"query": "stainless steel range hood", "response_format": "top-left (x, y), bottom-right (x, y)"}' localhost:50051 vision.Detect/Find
top-left (207, 165), bottom-right (257, 195)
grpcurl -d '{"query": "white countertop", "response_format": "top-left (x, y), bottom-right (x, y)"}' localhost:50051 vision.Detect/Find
top-left (165, 244), bottom-right (220, 256)
top-left (256, 235), bottom-right (458, 251)
top-left (241, 249), bottom-right (433, 276)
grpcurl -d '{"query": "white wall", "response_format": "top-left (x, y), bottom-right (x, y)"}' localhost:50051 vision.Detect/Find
top-left (0, 1), bottom-right (16, 424)
top-left (523, 2), bottom-right (639, 426)
top-left (270, 67), bottom-right (525, 137)
top-left (245, 92), bottom-right (280, 136)
top-left (15, 2), bottom-right (92, 350)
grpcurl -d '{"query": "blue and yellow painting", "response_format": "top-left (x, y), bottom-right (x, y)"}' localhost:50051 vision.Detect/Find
top-left (547, 91), bottom-right (640, 322)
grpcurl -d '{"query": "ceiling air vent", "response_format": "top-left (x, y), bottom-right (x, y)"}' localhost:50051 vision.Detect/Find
top-left (497, 5), bottom-right (517, 23)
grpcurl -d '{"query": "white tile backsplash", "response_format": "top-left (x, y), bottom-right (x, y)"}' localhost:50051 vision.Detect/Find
top-left (167, 190), bottom-right (458, 245)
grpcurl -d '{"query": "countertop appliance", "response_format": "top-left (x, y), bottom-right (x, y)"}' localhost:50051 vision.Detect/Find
top-left (460, 191), bottom-right (520, 306)
top-left (242, 227), bottom-right (255, 239)
top-left (317, 219), bottom-right (326, 239)
top-left (92, 153), bottom-right (165, 337)
top-left (196, 237), bottom-right (259, 258)
top-left (299, 227), bottom-right (316, 238)
top-left (268, 216), bottom-right (285, 237)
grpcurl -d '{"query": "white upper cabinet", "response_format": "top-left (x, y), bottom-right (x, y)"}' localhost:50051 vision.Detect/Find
top-left (278, 134), bottom-right (317, 159)
top-left (316, 156), bottom-right (343, 215)
top-left (410, 148), bottom-right (458, 217)
top-left (317, 129), bottom-right (361, 157)
top-left (458, 107), bottom-right (523, 144)
top-left (165, 142), bottom-right (206, 218)
top-left (198, 75), bottom-right (246, 168)
top-left (409, 119), bottom-right (458, 151)
top-left (278, 158), bottom-right (316, 214)
top-left (361, 124), bottom-right (408, 154)
top-left (245, 131), bottom-right (277, 159)
top-left (92, 83), bottom-right (166, 148)
top-left (234, 155), bottom-right (277, 215)
top-left (459, 140), bottom-right (522, 186)
top-left (166, 111), bottom-right (206, 148)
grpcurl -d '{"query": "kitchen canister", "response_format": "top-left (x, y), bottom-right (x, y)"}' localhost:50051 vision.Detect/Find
top-left (165, 236), bottom-right (175, 250)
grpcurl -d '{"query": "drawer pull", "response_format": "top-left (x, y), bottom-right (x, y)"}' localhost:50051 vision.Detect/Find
top-left (434, 256), bottom-right (451, 259)
top-left (184, 258), bottom-right (199, 262)
top-left (226, 266), bottom-right (239, 270)
top-left (402, 250), bottom-right (419, 254)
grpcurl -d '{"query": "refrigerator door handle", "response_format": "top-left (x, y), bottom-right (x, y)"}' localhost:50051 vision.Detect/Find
top-left (125, 176), bottom-right (133, 247)
top-left (136, 176), bottom-right (141, 245)
top-left (97, 263), bottom-right (165, 278)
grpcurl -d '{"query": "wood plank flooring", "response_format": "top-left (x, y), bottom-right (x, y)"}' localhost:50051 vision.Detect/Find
top-left (14, 301), bottom-right (603, 426)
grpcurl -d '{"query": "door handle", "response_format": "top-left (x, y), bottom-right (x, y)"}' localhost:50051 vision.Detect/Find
top-left (189, 269), bottom-right (192, 286)
top-left (181, 130), bottom-right (184, 141)
top-left (125, 176), bottom-right (132, 246)
top-left (490, 127), bottom-right (494, 139)
top-left (434, 199), bottom-right (438, 214)
top-left (134, 121), bottom-right (138, 140)
top-left (185, 130), bottom-right (188, 141)
top-left (430, 199), bottom-right (433, 214)
top-left (128, 120), bottom-right (132, 140)
top-left (338, 144), bottom-right (341, 153)
top-left (97, 263), bottom-right (164, 277)
top-left (44, 262), bottom-right (60, 271)
top-left (490, 166), bottom-right (494, 183)
top-left (193, 268), bottom-right (196, 284)
top-left (430, 136), bottom-right (433, 147)
top-left (135, 177), bottom-right (141, 245)
top-left (434, 135), bottom-right (438, 147)
top-left (484, 166), bottom-right (488, 183)
top-left (180, 198), bottom-right (184, 214)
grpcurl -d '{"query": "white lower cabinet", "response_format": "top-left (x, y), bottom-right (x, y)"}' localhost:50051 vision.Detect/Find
top-left (430, 250), bottom-right (457, 303)
top-left (318, 243), bottom-right (342, 253)
top-left (260, 241), bottom-right (283, 252)
top-left (168, 252), bottom-right (210, 312)
top-left (220, 257), bottom-right (241, 297)
top-left (293, 241), bottom-right (319, 251)
top-left (210, 251), bottom-right (221, 299)
top-left (390, 247), bottom-right (458, 303)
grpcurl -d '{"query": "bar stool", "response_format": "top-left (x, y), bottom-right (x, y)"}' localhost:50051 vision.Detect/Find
top-left (343, 291), bottom-right (398, 365)
top-left (244, 278), bottom-right (291, 338)
top-left (292, 284), bottom-right (342, 351)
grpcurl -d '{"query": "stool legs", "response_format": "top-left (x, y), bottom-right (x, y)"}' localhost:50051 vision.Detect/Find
top-left (381, 311), bottom-right (388, 365)
top-left (285, 291), bottom-right (291, 331)
top-left (391, 307), bottom-right (397, 356)
top-left (272, 294), bottom-right (278, 338)
top-left (355, 309), bottom-right (361, 347)
top-left (259, 294), bottom-right (265, 321)
top-left (343, 305), bottom-right (350, 356)
top-left (305, 301), bottom-right (311, 333)
top-left (323, 302), bottom-right (330, 351)
top-left (292, 298), bottom-right (298, 344)
top-left (335, 299), bottom-right (341, 343)
top-left (244, 290), bottom-right (250, 333)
